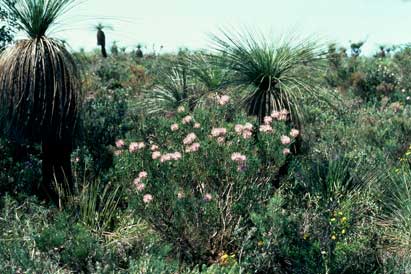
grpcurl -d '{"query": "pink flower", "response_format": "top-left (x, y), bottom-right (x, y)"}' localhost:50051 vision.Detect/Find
top-left (281, 135), bottom-right (291, 145)
top-left (114, 150), bottom-right (123, 156)
top-left (216, 137), bottom-right (225, 144)
top-left (139, 171), bottom-right (148, 179)
top-left (171, 152), bottom-right (182, 160)
top-left (160, 154), bottom-right (172, 163)
top-left (218, 95), bottom-right (230, 106)
top-left (129, 142), bottom-right (139, 153)
top-left (115, 139), bottom-right (125, 148)
top-left (177, 106), bottom-right (185, 113)
top-left (231, 152), bottom-right (247, 163)
top-left (193, 122), bottom-right (201, 128)
top-left (278, 109), bottom-right (289, 121)
top-left (204, 193), bottom-right (212, 202)
top-left (182, 115), bottom-right (193, 124)
top-left (242, 130), bottom-right (252, 139)
top-left (143, 194), bottom-right (153, 204)
top-left (211, 128), bottom-right (227, 137)
top-left (282, 148), bottom-right (291, 155)
top-left (235, 124), bottom-right (244, 134)
top-left (135, 182), bottom-right (145, 192)
top-left (244, 123), bottom-right (253, 131)
top-left (290, 129), bottom-right (300, 138)
top-left (171, 123), bottom-right (179, 131)
top-left (186, 142), bottom-right (200, 153)
top-left (183, 133), bottom-right (197, 145)
top-left (271, 111), bottom-right (280, 119)
top-left (263, 116), bottom-right (273, 125)
top-left (150, 144), bottom-right (159, 151)
top-left (259, 124), bottom-right (273, 133)
top-left (129, 142), bottom-right (145, 153)
top-left (152, 151), bottom-right (161, 160)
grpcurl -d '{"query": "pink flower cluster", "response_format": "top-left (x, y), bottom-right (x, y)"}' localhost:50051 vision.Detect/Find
top-left (143, 194), bottom-right (153, 204)
top-left (279, 128), bottom-right (299, 155)
top-left (186, 142), bottom-right (200, 153)
top-left (231, 152), bottom-right (247, 163)
top-left (182, 115), bottom-right (193, 125)
top-left (234, 123), bottom-right (253, 139)
top-left (280, 135), bottom-right (291, 145)
top-left (259, 124), bottom-right (273, 133)
top-left (183, 133), bottom-right (197, 145)
top-left (177, 106), bottom-right (185, 113)
top-left (171, 123), bottom-right (179, 131)
top-left (133, 171), bottom-right (148, 192)
top-left (203, 193), bottom-right (213, 202)
top-left (217, 95), bottom-right (230, 106)
top-left (129, 142), bottom-right (145, 153)
top-left (150, 144), bottom-right (159, 151)
top-left (231, 152), bottom-right (247, 171)
top-left (271, 109), bottom-right (289, 121)
top-left (211, 127), bottom-right (227, 137)
top-left (290, 128), bottom-right (300, 138)
top-left (193, 122), bottom-right (201, 129)
top-left (160, 152), bottom-right (182, 162)
top-left (115, 139), bottom-right (125, 148)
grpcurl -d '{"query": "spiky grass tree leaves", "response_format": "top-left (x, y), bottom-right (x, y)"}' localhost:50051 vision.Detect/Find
top-left (211, 29), bottom-right (323, 124)
top-left (0, 0), bottom-right (81, 204)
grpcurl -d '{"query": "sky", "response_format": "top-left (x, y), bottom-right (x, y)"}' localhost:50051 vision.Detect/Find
top-left (47, 0), bottom-right (411, 54)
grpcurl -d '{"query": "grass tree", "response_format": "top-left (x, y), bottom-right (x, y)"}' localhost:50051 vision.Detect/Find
top-left (211, 29), bottom-right (323, 124)
top-left (95, 23), bottom-right (111, 58)
top-left (0, 0), bottom-right (82, 203)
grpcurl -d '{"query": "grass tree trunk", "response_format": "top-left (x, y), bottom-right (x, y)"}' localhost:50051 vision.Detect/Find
top-left (97, 29), bottom-right (107, 58)
top-left (41, 142), bottom-right (73, 203)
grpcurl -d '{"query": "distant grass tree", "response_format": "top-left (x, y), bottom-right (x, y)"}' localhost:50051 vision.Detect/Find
top-left (96, 23), bottom-right (111, 58)
top-left (211, 29), bottom-right (323, 124)
top-left (0, 0), bottom-right (82, 203)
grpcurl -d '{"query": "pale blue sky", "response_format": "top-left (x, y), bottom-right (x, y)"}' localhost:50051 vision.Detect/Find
top-left (51, 0), bottom-right (411, 54)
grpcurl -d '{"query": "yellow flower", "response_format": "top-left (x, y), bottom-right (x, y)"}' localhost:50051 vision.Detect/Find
top-left (338, 211), bottom-right (343, 216)
top-left (330, 218), bottom-right (336, 222)
top-left (341, 216), bottom-right (347, 222)
top-left (257, 241), bottom-right (264, 247)
top-left (303, 233), bottom-right (309, 240)
top-left (341, 229), bottom-right (346, 235)
top-left (331, 235), bottom-right (337, 240)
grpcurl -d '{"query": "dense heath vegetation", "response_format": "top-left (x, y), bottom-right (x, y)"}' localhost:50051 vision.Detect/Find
top-left (2, 0), bottom-right (411, 273)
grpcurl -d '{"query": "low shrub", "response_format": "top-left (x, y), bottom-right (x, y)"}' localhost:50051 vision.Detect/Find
top-left (112, 98), bottom-right (299, 265)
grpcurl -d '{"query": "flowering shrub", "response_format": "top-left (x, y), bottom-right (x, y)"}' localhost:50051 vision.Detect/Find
top-left (112, 102), bottom-right (298, 264)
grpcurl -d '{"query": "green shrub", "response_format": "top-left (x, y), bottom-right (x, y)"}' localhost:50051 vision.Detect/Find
top-left (0, 138), bottom-right (41, 196)
top-left (241, 158), bottom-right (381, 274)
top-left (35, 213), bottom-right (104, 272)
top-left (112, 99), bottom-right (298, 265)
top-left (78, 88), bottom-right (131, 175)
